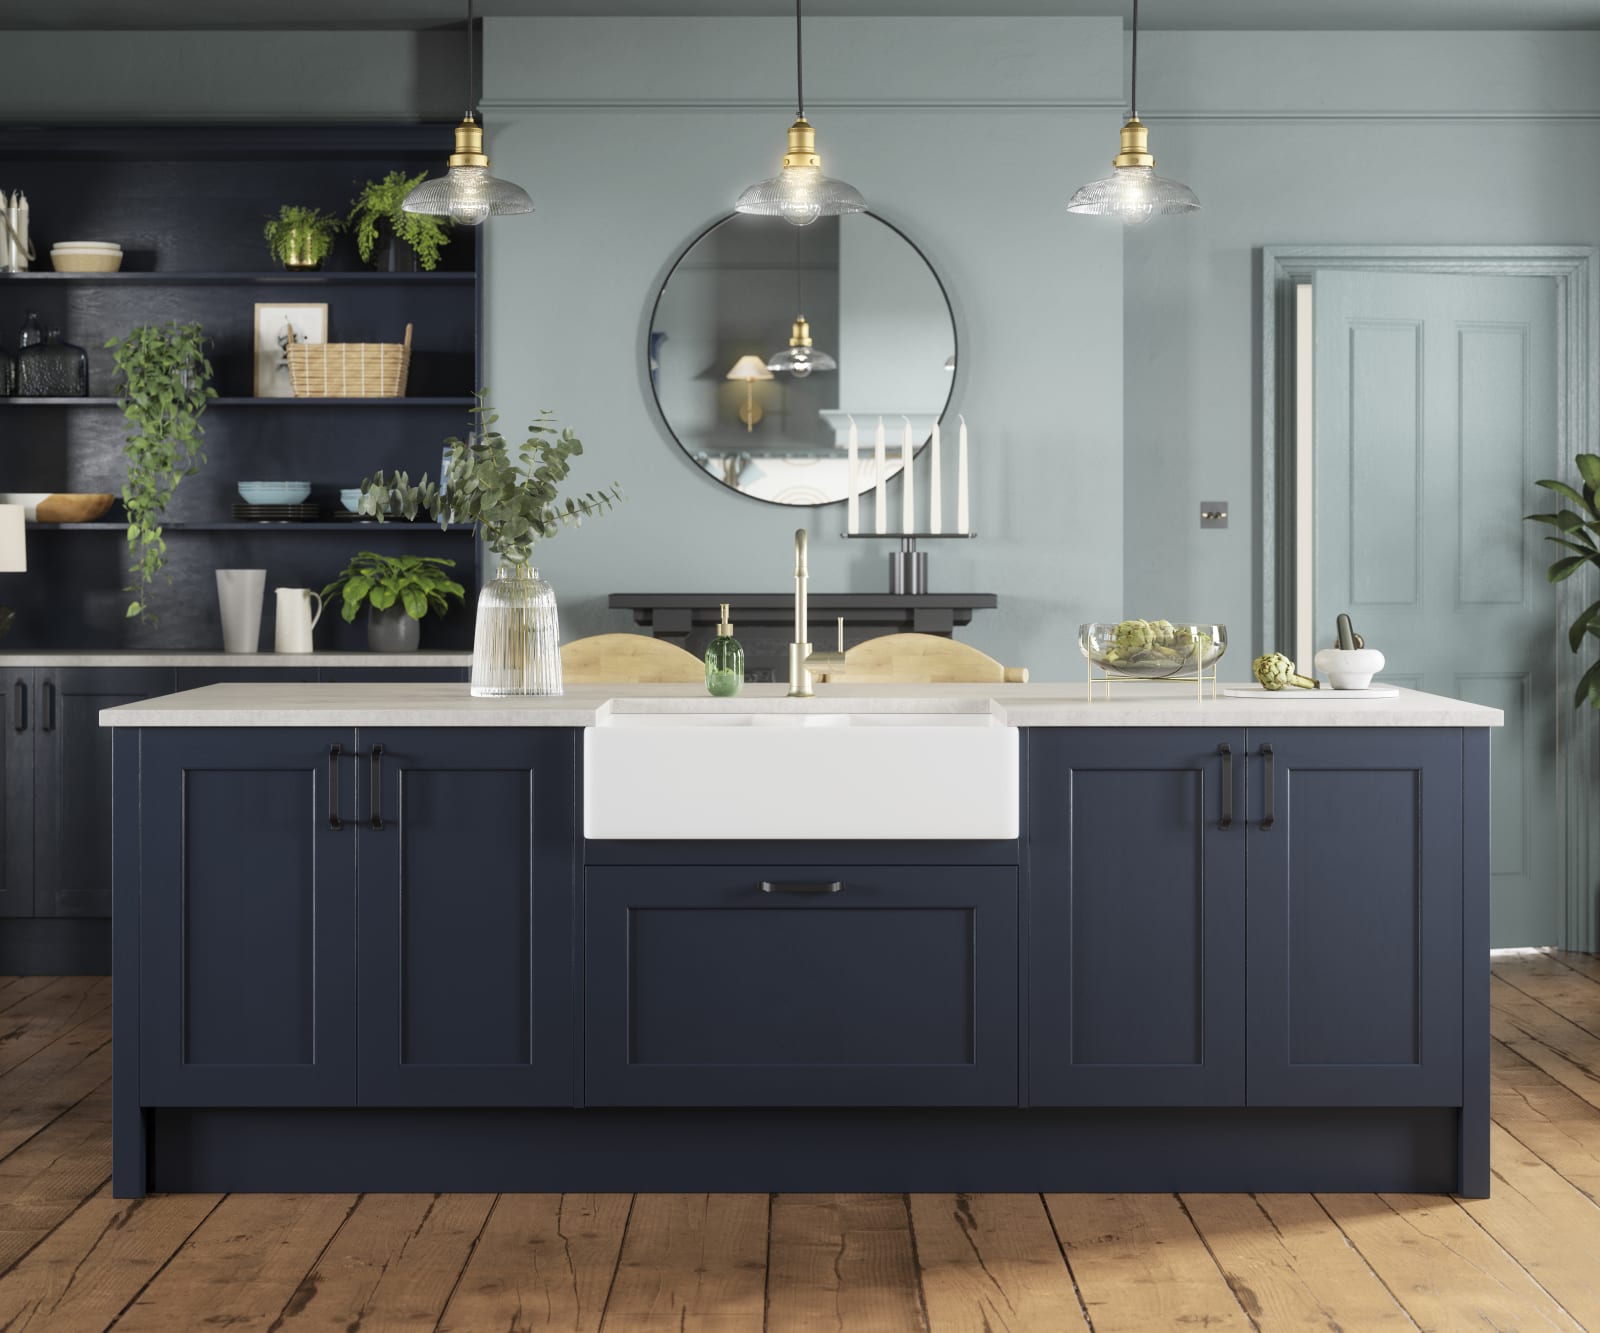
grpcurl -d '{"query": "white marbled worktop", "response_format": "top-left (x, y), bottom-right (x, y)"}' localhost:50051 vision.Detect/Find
top-left (0, 650), bottom-right (470, 668)
top-left (100, 681), bottom-right (1505, 728)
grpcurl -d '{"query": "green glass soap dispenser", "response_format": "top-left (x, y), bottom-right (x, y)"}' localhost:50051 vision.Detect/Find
top-left (704, 603), bottom-right (744, 697)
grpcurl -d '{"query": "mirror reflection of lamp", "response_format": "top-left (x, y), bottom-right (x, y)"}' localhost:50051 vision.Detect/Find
top-left (0, 504), bottom-right (26, 641)
top-left (725, 355), bottom-right (774, 432)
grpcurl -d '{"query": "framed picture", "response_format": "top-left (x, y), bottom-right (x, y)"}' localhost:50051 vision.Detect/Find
top-left (253, 302), bottom-right (328, 398)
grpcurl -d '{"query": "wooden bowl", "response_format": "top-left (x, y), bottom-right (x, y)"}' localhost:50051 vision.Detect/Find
top-left (50, 251), bottom-right (122, 273)
top-left (35, 493), bottom-right (115, 523)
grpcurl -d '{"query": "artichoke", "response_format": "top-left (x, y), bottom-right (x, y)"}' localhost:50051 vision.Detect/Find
top-left (1112, 618), bottom-right (1156, 657)
top-left (1252, 652), bottom-right (1318, 691)
top-left (1172, 625), bottom-right (1212, 659)
top-left (1148, 619), bottom-right (1176, 646)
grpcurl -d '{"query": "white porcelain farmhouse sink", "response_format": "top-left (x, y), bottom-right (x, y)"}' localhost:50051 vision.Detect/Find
top-left (583, 712), bottom-right (1019, 840)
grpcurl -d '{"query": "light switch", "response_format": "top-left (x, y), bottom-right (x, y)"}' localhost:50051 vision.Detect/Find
top-left (1200, 501), bottom-right (1228, 530)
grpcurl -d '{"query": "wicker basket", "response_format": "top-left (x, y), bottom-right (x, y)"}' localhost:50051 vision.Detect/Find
top-left (287, 323), bottom-right (412, 398)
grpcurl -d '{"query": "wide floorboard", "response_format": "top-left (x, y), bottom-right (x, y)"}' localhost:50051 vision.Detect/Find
top-left (1, 952), bottom-right (1598, 1331)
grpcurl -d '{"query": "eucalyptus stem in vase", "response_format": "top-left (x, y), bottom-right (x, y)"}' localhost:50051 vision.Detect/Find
top-left (356, 394), bottom-right (622, 695)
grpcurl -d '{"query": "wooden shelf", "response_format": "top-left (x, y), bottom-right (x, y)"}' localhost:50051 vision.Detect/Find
top-left (0, 396), bottom-right (477, 408)
top-left (27, 521), bottom-right (476, 533)
top-left (0, 271), bottom-right (474, 285)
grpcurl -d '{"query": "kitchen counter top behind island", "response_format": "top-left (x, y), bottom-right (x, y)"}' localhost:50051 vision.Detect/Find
top-left (100, 680), bottom-right (1505, 727)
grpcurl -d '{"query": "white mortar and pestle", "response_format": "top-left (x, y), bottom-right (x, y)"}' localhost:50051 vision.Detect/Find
top-left (1313, 613), bottom-right (1385, 689)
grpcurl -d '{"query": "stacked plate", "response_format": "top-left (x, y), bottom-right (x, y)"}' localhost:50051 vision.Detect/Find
top-left (50, 241), bottom-right (123, 274)
top-left (232, 502), bottom-right (321, 523)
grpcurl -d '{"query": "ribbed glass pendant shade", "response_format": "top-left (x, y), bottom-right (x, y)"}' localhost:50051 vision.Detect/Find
top-left (403, 166), bottom-right (533, 226)
top-left (737, 161), bottom-right (865, 228)
top-left (766, 344), bottom-right (837, 378)
top-left (1067, 165), bottom-right (1199, 224)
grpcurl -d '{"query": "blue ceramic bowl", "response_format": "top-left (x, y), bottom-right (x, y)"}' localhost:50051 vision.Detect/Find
top-left (339, 488), bottom-right (364, 512)
top-left (238, 480), bottom-right (311, 505)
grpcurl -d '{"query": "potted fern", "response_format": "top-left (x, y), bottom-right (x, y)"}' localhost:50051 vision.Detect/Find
top-left (348, 172), bottom-right (451, 272)
top-left (1526, 452), bottom-right (1600, 709)
top-left (106, 321), bottom-right (216, 620)
top-left (321, 551), bottom-right (465, 652)
top-left (262, 205), bottom-right (342, 271)
top-left (357, 396), bottom-right (622, 694)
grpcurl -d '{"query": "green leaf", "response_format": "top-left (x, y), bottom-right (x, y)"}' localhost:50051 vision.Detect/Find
top-left (1575, 658), bottom-right (1600, 710)
top-left (1538, 479), bottom-right (1599, 516)
top-left (1571, 600), bottom-right (1600, 653)
top-left (1549, 555), bottom-right (1588, 583)
top-left (368, 585), bottom-right (398, 611)
top-left (1547, 536), bottom-right (1600, 559)
top-left (1526, 510), bottom-right (1589, 533)
top-left (401, 587), bottom-right (427, 619)
top-left (1576, 454), bottom-right (1600, 490)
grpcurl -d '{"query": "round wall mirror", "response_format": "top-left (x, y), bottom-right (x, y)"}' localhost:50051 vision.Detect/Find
top-left (648, 212), bottom-right (956, 507)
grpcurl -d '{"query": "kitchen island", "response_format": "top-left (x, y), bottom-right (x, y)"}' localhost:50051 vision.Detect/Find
top-left (103, 681), bottom-right (1500, 1198)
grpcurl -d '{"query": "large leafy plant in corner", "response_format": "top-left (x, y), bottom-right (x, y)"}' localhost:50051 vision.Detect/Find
top-left (1526, 451), bottom-right (1600, 709)
top-left (356, 396), bottom-right (622, 566)
top-left (107, 321), bottom-right (216, 619)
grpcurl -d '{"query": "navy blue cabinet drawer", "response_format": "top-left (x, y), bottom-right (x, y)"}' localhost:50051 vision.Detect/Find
top-left (585, 864), bottom-right (1019, 1107)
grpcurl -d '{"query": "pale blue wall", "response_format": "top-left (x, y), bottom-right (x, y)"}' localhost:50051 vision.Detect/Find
top-left (479, 17), bottom-right (1127, 678)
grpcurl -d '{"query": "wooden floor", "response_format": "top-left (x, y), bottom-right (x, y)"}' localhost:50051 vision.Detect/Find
top-left (2, 952), bottom-right (1600, 1331)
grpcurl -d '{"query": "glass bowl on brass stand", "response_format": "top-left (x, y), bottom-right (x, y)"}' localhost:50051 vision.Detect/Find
top-left (1079, 621), bottom-right (1227, 701)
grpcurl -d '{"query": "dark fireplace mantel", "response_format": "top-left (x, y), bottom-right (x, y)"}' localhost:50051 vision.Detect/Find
top-left (608, 593), bottom-right (1000, 683)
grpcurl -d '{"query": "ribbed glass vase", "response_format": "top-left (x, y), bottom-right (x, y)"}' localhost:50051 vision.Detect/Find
top-left (470, 563), bottom-right (563, 698)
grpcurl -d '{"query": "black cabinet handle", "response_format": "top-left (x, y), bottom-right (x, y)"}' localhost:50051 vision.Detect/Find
top-left (369, 744), bottom-right (384, 831)
top-left (41, 680), bottom-right (55, 733)
top-left (11, 680), bottom-right (23, 733)
top-left (1218, 742), bottom-right (1233, 830)
top-left (1260, 743), bottom-right (1276, 830)
top-left (760, 881), bottom-right (844, 895)
top-left (328, 744), bottom-right (344, 830)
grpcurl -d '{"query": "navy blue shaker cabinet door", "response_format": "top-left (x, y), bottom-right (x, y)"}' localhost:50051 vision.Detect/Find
top-left (355, 729), bottom-right (578, 1106)
top-left (138, 728), bottom-right (357, 1106)
top-left (1027, 729), bottom-right (1248, 1106)
top-left (585, 864), bottom-right (1019, 1107)
top-left (1246, 728), bottom-right (1463, 1106)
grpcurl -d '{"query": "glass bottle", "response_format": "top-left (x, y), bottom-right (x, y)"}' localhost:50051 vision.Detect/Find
top-left (704, 603), bottom-right (744, 697)
top-left (18, 311), bottom-right (42, 348)
top-left (17, 328), bottom-right (88, 397)
top-left (470, 561), bottom-right (563, 697)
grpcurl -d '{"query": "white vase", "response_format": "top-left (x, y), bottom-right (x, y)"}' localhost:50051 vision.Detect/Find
top-left (215, 569), bottom-right (266, 654)
top-left (470, 563), bottom-right (563, 697)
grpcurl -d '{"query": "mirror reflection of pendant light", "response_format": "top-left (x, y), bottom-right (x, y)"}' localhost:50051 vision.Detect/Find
top-left (402, 0), bottom-right (533, 226)
top-left (767, 231), bottom-right (837, 378)
top-left (1067, 0), bottom-right (1198, 224)
top-left (736, 0), bottom-right (865, 227)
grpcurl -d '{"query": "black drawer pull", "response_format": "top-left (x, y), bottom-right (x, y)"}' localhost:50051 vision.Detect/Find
top-left (369, 744), bottom-right (384, 830)
top-left (12, 680), bottom-right (24, 733)
top-left (41, 680), bottom-right (55, 733)
top-left (760, 880), bottom-right (844, 895)
top-left (1218, 742), bottom-right (1233, 830)
top-left (328, 744), bottom-right (344, 830)
top-left (1260, 743), bottom-right (1276, 830)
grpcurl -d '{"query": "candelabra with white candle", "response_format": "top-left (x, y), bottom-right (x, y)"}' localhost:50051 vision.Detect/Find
top-left (873, 417), bottom-right (887, 535)
top-left (845, 416), bottom-right (860, 535)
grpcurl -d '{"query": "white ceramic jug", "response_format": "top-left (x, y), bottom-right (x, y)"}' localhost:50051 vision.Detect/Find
top-left (274, 587), bottom-right (324, 653)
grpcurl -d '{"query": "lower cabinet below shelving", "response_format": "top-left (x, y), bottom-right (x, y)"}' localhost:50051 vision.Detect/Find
top-left (585, 864), bottom-right (1020, 1107)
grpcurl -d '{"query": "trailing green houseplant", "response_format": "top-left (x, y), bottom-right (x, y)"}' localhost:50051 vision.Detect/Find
top-left (1526, 451), bottom-right (1600, 709)
top-left (348, 172), bottom-right (450, 272)
top-left (262, 204), bottom-right (342, 270)
top-left (321, 551), bottom-right (465, 651)
top-left (106, 321), bottom-right (216, 619)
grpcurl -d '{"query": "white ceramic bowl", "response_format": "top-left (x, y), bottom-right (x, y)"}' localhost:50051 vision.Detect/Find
top-left (1313, 646), bottom-right (1386, 690)
top-left (51, 251), bottom-right (122, 273)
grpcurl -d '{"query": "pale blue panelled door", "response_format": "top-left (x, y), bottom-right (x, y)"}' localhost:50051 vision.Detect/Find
top-left (1313, 270), bottom-right (1559, 947)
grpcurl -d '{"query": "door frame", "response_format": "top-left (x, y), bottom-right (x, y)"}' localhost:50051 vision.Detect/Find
top-left (1260, 244), bottom-right (1600, 950)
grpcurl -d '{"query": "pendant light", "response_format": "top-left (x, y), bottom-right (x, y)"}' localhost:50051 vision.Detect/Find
top-left (1067, 0), bottom-right (1198, 223)
top-left (402, 0), bottom-right (533, 226)
top-left (736, 0), bottom-right (865, 227)
top-left (767, 231), bottom-right (837, 378)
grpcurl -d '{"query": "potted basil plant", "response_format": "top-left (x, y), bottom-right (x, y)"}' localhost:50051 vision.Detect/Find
top-left (321, 551), bottom-right (465, 652)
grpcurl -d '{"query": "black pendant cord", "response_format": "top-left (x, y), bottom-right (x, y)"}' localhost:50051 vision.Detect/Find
top-left (465, 0), bottom-right (477, 120)
top-left (795, 0), bottom-right (805, 119)
top-left (1130, 0), bottom-right (1139, 120)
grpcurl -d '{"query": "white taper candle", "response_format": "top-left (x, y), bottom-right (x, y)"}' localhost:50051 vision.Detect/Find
top-left (845, 415), bottom-right (859, 534)
top-left (957, 415), bottom-right (970, 534)
top-left (929, 420), bottom-right (942, 534)
top-left (873, 416), bottom-right (887, 534)
top-left (901, 416), bottom-right (914, 534)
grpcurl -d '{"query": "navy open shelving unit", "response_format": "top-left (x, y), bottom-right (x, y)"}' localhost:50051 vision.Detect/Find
top-left (0, 124), bottom-right (484, 651)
